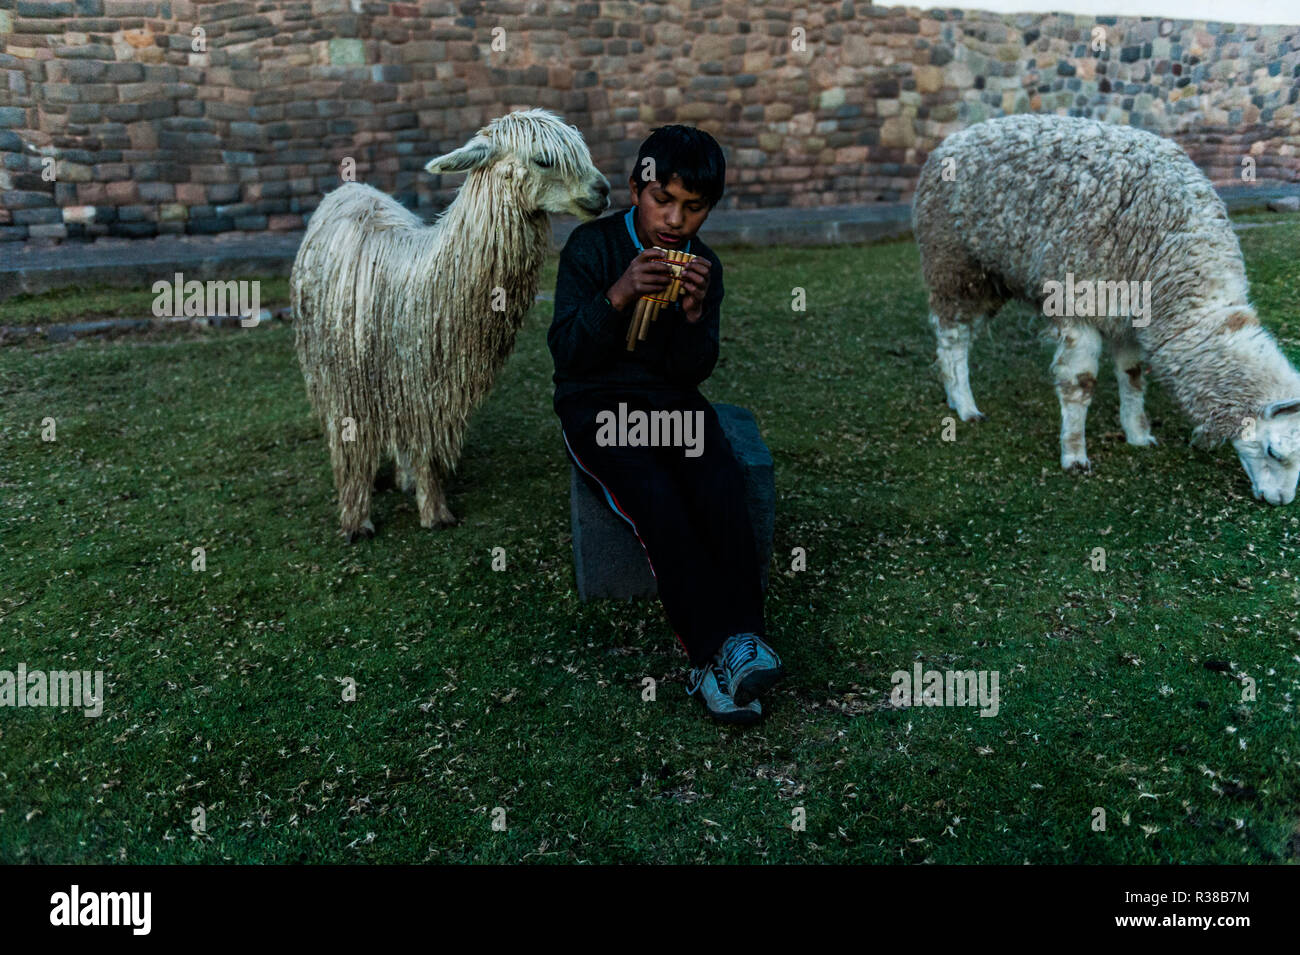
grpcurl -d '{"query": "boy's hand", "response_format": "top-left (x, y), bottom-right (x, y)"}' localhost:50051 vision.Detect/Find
top-left (677, 258), bottom-right (711, 323)
top-left (606, 249), bottom-right (671, 312)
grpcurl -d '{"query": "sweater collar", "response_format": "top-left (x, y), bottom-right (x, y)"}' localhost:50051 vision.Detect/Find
top-left (623, 206), bottom-right (692, 256)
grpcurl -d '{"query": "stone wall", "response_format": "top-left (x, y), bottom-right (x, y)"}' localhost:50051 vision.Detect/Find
top-left (1, 0), bottom-right (1297, 243)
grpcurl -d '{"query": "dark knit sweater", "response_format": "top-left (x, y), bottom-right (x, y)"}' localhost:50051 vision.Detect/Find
top-left (547, 206), bottom-right (724, 407)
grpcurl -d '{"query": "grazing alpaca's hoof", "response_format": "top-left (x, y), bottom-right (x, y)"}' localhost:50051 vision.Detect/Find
top-left (1062, 456), bottom-right (1092, 473)
top-left (344, 520), bottom-right (376, 543)
top-left (945, 397), bottom-right (987, 422)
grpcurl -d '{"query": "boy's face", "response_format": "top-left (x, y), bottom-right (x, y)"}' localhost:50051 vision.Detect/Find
top-left (628, 174), bottom-right (710, 249)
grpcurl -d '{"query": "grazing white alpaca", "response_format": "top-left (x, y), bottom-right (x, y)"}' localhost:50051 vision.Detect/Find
top-left (292, 108), bottom-right (610, 539)
top-left (913, 114), bottom-right (1300, 504)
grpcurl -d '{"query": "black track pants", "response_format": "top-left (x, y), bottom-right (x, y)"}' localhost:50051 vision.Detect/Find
top-left (558, 389), bottom-right (766, 667)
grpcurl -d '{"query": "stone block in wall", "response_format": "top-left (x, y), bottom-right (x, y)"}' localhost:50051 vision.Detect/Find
top-left (328, 38), bottom-right (365, 65)
top-left (188, 216), bottom-right (236, 233)
top-left (106, 181), bottom-right (138, 203)
top-left (13, 207), bottom-right (63, 225)
top-left (138, 182), bottom-right (174, 201)
top-left (67, 104), bottom-right (104, 124)
top-left (192, 165), bottom-right (238, 184)
top-left (94, 161), bottom-right (131, 181)
top-left (3, 190), bottom-right (56, 208)
top-left (112, 222), bottom-right (158, 238)
top-left (174, 183), bottom-right (205, 203)
top-left (118, 83), bottom-right (163, 103)
top-left (104, 1), bottom-right (164, 14)
top-left (18, 1), bottom-right (75, 16)
top-left (28, 223), bottom-right (68, 239)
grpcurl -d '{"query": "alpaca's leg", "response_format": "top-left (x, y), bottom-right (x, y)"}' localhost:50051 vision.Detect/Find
top-left (415, 463), bottom-right (458, 529)
top-left (1111, 337), bottom-right (1157, 446)
top-left (930, 311), bottom-right (985, 421)
top-left (338, 473), bottom-right (377, 541)
top-left (329, 420), bottom-right (378, 542)
top-left (1050, 324), bottom-right (1103, 471)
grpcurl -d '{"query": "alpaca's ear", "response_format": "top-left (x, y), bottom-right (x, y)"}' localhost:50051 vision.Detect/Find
top-left (425, 137), bottom-right (495, 175)
top-left (1264, 398), bottom-right (1300, 419)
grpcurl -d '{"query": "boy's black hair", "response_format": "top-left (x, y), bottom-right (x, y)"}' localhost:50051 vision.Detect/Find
top-left (631, 125), bottom-right (726, 208)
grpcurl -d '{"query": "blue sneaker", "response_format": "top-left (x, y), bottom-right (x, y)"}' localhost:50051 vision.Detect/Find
top-left (717, 632), bottom-right (784, 706)
top-left (687, 660), bottom-right (762, 725)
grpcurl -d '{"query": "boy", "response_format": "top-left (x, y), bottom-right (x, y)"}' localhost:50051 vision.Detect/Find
top-left (547, 125), bottom-right (783, 725)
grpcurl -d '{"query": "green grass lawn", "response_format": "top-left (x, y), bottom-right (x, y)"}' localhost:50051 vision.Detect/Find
top-left (2, 220), bottom-right (1299, 864)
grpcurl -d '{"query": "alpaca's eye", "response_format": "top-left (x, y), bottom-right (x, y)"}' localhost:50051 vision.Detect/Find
top-left (1267, 445), bottom-right (1286, 462)
top-left (533, 155), bottom-right (553, 169)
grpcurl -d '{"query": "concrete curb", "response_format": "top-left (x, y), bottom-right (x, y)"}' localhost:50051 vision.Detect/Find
top-left (0, 202), bottom-right (915, 301)
top-left (0, 234), bottom-right (304, 301)
top-left (2, 185), bottom-right (1297, 302)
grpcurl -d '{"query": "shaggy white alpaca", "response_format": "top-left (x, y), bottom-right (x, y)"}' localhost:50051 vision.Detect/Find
top-left (913, 114), bottom-right (1300, 504)
top-left (292, 108), bottom-right (610, 539)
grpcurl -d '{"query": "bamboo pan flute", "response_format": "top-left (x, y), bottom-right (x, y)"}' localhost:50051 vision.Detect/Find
top-left (625, 247), bottom-right (697, 352)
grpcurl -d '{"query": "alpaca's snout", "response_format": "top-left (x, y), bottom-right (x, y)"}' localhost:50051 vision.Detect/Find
top-left (1255, 486), bottom-right (1296, 506)
top-left (576, 175), bottom-right (611, 217)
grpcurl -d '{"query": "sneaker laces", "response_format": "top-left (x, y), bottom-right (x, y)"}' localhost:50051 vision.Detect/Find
top-left (688, 662), bottom-right (734, 699)
top-left (687, 665), bottom-right (706, 695)
top-left (722, 634), bottom-right (759, 674)
top-left (711, 661), bottom-right (732, 695)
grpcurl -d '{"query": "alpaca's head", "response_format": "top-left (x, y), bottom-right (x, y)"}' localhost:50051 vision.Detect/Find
top-left (1233, 398), bottom-right (1300, 505)
top-left (425, 108), bottom-right (610, 221)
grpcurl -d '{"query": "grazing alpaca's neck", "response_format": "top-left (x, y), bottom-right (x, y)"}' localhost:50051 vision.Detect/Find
top-left (1149, 304), bottom-right (1300, 446)
top-left (1136, 227), bottom-right (1300, 446)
